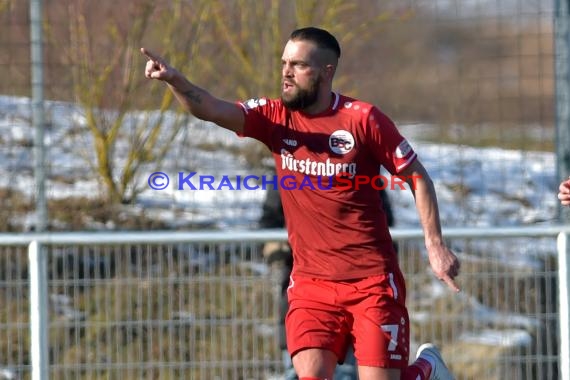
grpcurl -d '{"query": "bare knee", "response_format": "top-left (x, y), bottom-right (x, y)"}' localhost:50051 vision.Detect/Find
top-left (292, 348), bottom-right (337, 379)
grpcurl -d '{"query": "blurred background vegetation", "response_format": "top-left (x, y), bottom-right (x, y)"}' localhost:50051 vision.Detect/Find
top-left (1, 0), bottom-right (553, 134)
top-left (0, 0), bottom-right (555, 228)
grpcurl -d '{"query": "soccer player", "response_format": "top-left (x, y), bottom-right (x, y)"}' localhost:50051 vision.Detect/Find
top-left (260, 180), bottom-right (398, 380)
top-left (142, 26), bottom-right (459, 380)
top-left (559, 177), bottom-right (570, 206)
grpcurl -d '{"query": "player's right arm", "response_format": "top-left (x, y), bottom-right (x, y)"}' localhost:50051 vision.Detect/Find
top-left (141, 48), bottom-right (244, 134)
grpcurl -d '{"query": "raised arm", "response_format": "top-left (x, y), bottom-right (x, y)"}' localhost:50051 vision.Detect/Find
top-left (141, 48), bottom-right (244, 134)
top-left (400, 159), bottom-right (461, 292)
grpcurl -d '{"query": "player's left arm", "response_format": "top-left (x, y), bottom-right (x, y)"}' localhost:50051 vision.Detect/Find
top-left (400, 159), bottom-right (461, 292)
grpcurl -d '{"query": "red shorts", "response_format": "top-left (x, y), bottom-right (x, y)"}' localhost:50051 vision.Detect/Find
top-left (285, 271), bottom-right (410, 368)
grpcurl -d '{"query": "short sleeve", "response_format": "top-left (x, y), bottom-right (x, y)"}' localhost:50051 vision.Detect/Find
top-left (366, 107), bottom-right (417, 174)
top-left (236, 97), bottom-right (280, 147)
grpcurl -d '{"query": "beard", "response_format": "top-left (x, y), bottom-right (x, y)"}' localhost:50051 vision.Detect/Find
top-left (281, 76), bottom-right (320, 111)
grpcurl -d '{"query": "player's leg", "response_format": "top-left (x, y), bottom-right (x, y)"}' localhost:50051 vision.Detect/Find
top-left (358, 366), bottom-right (401, 380)
top-left (402, 343), bottom-right (455, 380)
top-left (359, 354), bottom-right (455, 380)
top-left (359, 355), bottom-right (455, 380)
top-left (349, 272), bottom-right (410, 380)
top-left (292, 348), bottom-right (337, 379)
top-left (286, 275), bottom-right (351, 380)
top-left (350, 271), bottom-right (455, 380)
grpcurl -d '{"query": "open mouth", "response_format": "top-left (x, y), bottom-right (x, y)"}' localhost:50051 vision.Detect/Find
top-left (283, 82), bottom-right (295, 91)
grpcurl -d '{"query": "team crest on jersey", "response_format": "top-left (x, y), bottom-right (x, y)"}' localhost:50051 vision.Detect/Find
top-left (329, 130), bottom-right (355, 155)
top-left (243, 98), bottom-right (267, 110)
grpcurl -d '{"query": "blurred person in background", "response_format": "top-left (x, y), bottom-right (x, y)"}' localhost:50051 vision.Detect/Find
top-left (142, 26), bottom-right (459, 380)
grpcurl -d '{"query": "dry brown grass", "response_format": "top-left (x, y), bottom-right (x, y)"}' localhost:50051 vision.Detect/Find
top-left (400, 239), bottom-right (558, 379)
top-left (0, 256), bottom-right (280, 380)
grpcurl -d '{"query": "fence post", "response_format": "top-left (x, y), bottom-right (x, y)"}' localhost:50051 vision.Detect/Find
top-left (29, 240), bottom-right (49, 380)
top-left (558, 232), bottom-right (570, 380)
top-left (556, 0), bottom-right (570, 223)
top-left (30, 0), bottom-right (48, 231)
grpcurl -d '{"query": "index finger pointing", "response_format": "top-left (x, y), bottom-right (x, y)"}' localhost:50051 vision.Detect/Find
top-left (140, 47), bottom-right (160, 62)
top-left (442, 275), bottom-right (460, 293)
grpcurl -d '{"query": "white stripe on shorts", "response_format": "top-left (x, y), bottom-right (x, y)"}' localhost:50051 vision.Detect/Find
top-left (389, 272), bottom-right (398, 300)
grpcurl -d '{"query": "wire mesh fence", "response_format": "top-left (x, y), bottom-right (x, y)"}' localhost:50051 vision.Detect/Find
top-left (0, 229), bottom-right (563, 380)
top-left (0, 1), bottom-right (565, 379)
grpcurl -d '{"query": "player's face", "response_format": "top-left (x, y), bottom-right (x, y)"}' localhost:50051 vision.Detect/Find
top-left (280, 40), bottom-right (323, 111)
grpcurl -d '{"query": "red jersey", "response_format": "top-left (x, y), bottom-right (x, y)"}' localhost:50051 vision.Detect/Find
top-left (239, 93), bottom-right (417, 280)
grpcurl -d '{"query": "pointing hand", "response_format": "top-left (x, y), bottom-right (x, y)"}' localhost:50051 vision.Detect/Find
top-left (141, 48), bottom-right (176, 82)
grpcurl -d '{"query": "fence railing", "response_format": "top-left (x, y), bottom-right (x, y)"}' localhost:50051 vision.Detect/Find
top-left (0, 226), bottom-right (568, 380)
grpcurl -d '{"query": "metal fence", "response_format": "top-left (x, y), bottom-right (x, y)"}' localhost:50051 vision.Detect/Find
top-left (0, 226), bottom-right (568, 380)
top-left (0, 1), bottom-right (568, 379)
top-left (0, 0), bottom-right (561, 233)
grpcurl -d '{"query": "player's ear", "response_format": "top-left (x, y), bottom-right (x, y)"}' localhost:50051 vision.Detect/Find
top-left (323, 64), bottom-right (336, 79)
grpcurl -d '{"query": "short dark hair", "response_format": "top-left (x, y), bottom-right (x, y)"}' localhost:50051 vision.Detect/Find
top-left (289, 27), bottom-right (341, 59)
